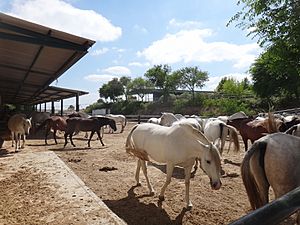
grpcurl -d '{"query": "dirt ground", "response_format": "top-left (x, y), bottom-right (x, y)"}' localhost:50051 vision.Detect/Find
top-left (0, 122), bottom-right (296, 225)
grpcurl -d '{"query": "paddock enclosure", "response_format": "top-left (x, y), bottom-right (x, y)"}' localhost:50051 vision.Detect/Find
top-left (0, 122), bottom-right (296, 225)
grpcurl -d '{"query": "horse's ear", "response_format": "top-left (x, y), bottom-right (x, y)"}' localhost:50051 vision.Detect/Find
top-left (29, 117), bottom-right (32, 122)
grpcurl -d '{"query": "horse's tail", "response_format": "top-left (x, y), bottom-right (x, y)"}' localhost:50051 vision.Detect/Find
top-left (125, 124), bottom-right (149, 161)
top-left (241, 140), bottom-right (268, 210)
top-left (35, 118), bottom-right (49, 133)
top-left (224, 124), bottom-right (240, 153)
top-left (125, 124), bottom-right (139, 154)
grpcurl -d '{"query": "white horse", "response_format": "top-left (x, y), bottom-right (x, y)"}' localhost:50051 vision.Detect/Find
top-left (7, 114), bottom-right (32, 152)
top-left (147, 117), bottom-right (161, 124)
top-left (126, 123), bottom-right (222, 208)
top-left (160, 112), bottom-right (202, 130)
top-left (106, 114), bottom-right (127, 133)
top-left (203, 119), bottom-right (240, 155)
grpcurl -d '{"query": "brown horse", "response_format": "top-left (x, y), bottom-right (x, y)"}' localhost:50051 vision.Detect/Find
top-left (241, 133), bottom-right (300, 224)
top-left (64, 117), bottom-right (117, 148)
top-left (36, 116), bottom-right (68, 145)
top-left (227, 117), bottom-right (267, 151)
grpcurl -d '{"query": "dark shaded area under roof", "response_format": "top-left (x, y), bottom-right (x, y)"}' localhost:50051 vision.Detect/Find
top-left (0, 13), bottom-right (95, 106)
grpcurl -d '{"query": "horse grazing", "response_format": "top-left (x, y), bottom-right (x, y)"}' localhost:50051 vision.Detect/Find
top-left (7, 114), bottom-right (32, 152)
top-left (30, 111), bottom-right (50, 131)
top-left (241, 133), bottom-right (300, 224)
top-left (105, 114), bottom-right (127, 133)
top-left (64, 117), bottom-right (116, 148)
top-left (36, 116), bottom-right (67, 145)
top-left (126, 123), bottom-right (222, 208)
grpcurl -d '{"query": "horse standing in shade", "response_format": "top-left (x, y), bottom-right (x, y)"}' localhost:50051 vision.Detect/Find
top-left (7, 114), bottom-right (32, 152)
top-left (30, 111), bottom-right (50, 131)
top-left (241, 133), bottom-right (300, 224)
top-left (126, 123), bottom-right (222, 208)
top-left (64, 117), bottom-right (117, 148)
top-left (36, 116), bottom-right (68, 145)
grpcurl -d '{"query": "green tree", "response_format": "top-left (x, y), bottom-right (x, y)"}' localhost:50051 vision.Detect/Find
top-left (175, 66), bottom-right (209, 102)
top-left (230, 0), bottom-right (300, 102)
top-left (98, 78), bottom-right (124, 102)
top-left (128, 77), bottom-right (153, 101)
top-left (144, 64), bottom-right (180, 102)
top-left (119, 76), bottom-right (131, 101)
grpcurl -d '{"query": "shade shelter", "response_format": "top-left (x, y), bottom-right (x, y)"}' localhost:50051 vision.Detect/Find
top-left (0, 13), bottom-right (95, 112)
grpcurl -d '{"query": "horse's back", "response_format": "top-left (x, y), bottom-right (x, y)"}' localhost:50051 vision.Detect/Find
top-left (8, 114), bottom-right (25, 131)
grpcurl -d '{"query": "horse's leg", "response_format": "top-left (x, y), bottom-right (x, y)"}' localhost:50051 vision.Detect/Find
top-left (53, 129), bottom-right (58, 144)
top-left (70, 133), bottom-right (76, 147)
top-left (96, 130), bottom-right (105, 146)
top-left (140, 160), bottom-right (155, 195)
top-left (45, 126), bottom-right (50, 145)
top-left (88, 131), bottom-right (95, 147)
top-left (242, 136), bottom-right (248, 151)
top-left (121, 124), bottom-right (124, 133)
top-left (159, 163), bottom-right (175, 201)
top-left (184, 162), bottom-right (194, 208)
top-left (11, 131), bottom-right (14, 147)
top-left (21, 134), bottom-right (25, 148)
top-left (135, 159), bottom-right (142, 186)
top-left (63, 133), bottom-right (68, 148)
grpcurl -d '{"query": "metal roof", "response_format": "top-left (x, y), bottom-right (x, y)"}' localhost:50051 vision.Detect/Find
top-left (0, 13), bottom-right (95, 105)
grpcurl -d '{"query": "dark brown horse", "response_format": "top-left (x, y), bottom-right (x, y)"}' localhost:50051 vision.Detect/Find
top-left (227, 117), bottom-right (268, 151)
top-left (36, 116), bottom-right (68, 145)
top-left (64, 117), bottom-right (117, 148)
top-left (227, 115), bottom-right (282, 151)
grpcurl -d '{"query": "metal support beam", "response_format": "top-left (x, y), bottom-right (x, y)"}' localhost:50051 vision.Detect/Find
top-left (51, 101), bottom-right (55, 115)
top-left (76, 93), bottom-right (79, 112)
top-left (60, 99), bottom-right (63, 116)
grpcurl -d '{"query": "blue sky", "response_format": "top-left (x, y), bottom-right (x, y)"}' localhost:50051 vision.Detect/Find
top-left (0, 0), bottom-right (262, 109)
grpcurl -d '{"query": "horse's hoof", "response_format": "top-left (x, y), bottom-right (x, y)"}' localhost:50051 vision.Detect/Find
top-left (158, 195), bottom-right (165, 201)
top-left (149, 191), bottom-right (155, 196)
top-left (136, 183), bottom-right (141, 187)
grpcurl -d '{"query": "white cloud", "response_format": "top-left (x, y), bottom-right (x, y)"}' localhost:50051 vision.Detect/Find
top-left (168, 18), bottom-right (202, 30)
top-left (91, 47), bottom-right (109, 56)
top-left (84, 74), bottom-right (118, 82)
top-left (133, 24), bottom-right (148, 34)
top-left (6, 0), bottom-right (122, 41)
top-left (128, 62), bottom-right (150, 67)
top-left (203, 73), bottom-right (252, 91)
top-left (138, 29), bottom-right (261, 69)
top-left (102, 66), bottom-right (131, 75)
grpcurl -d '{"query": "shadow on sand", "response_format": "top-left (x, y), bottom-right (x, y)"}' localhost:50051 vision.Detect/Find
top-left (104, 185), bottom-right (189, 225)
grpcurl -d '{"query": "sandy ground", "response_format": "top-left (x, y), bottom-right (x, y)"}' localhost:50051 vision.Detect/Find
top-left (0, 122), bottom-right (296, 225)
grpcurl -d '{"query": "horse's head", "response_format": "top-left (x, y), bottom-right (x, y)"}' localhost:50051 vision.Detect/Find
top-left (109, 119), bottom-right (117, 131)
top-left (200, 143), bottom-right (222, 190)
top-left (23, 117), bottom-right (32, 135)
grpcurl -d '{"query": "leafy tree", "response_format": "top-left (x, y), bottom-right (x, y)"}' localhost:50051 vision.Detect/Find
top-left (216, 76), bottom-right (253, 96)
top-left (98, 78), bottom-right (124, 102)
top-left (144, 64), bottom-right (180, 102)
top-left (229, 0), bottom-right (300, 48)
top-left (230, 0), bottom-right (300, 102)
top-left (175, 66), bottom-right (209, 102)
top-left (128, 77), bottom-right (153, 101)
top-left (119, 76), bottom-right (131, 100)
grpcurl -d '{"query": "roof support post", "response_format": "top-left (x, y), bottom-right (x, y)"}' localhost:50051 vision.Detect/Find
top-left (39, 103), bottom-right (41, 112)
top-left (51, 101), bottom-right (55, 115)
top-left (76, 93), bottom-right (79, 112)
top-left (44, 102), bottom-right (46, 112)
top-left (60, 99), bottom-right (63, 116)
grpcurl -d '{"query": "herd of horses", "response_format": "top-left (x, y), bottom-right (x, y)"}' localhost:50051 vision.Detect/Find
top-left (1, 111), bottom-right (125, 151)
top-left (1, 110), bottom-right (300, 223)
